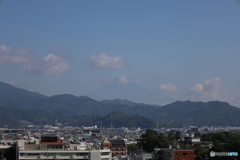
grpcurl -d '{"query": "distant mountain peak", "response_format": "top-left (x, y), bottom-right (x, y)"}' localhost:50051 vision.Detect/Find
top-left (112, 76), bottom-right (133, 84)
top-left (84, 78), bottom-right (175, 104)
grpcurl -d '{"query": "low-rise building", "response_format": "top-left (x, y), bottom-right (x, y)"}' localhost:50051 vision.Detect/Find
top-left (18, 136), bottom-right (111, 160)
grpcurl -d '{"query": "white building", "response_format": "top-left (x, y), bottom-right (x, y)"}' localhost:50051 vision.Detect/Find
top-left (19, 149), bottom-right (111, 160)
top-left (18, 138), bottom-right (112, 160)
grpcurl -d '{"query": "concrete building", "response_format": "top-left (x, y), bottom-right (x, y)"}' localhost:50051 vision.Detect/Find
top-left (19, 149), bottom-right (111, 160)
top-left (18, 136), bottom-right (111, 160)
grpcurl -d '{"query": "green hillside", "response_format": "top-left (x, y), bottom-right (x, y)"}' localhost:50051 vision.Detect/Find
top-left (0, 107), bottom-right (158, 128)
top-left (155, 101), bottom-right (240, 126)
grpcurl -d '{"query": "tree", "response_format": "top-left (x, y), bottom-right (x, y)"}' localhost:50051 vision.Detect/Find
top-left (174, 131), bottom-right (181, 140)
top-left (195, 132), bottom-right (240, 160)
top-left (194, 132), bottom-right (201, 137)
top-left (167, 130), bottom-right (181, 140)
top-left (128, 144), bottom-right (138, 154)
top-left (139, 129), bottom-right (167, 152)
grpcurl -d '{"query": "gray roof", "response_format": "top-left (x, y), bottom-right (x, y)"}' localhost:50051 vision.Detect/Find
top-left (110, 140), bottom-right (125, 145)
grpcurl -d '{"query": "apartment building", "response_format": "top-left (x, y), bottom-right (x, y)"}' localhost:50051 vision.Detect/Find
top-left (18, 136), bottom-right (111, 160)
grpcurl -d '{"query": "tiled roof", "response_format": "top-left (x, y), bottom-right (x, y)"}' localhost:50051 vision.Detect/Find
top-left (102, 138), bottom-right (111, 144)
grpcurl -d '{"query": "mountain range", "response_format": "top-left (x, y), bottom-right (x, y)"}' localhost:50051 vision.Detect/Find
top-left (1, 81), bottom-right (240, 127)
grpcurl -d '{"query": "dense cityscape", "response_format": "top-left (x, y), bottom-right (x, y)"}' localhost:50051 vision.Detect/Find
top-left (0, 124), bottom-right (240, 160)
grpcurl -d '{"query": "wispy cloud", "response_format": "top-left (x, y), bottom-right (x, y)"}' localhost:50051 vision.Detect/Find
top-left (0, 44), bottom-right (70, 75)
top-left (186, 77), bottom-right (240, 107)
top-left (23, 54), bottom-right (69, 75)
top-left (0, 45), bottom-right (33, 64)
top-left (189, 77), bottom-right (223, 101)
top-left (89, 53), bottom-right (125, 69)
top-left (118, 76), bottom-right (132, 83)
top-left (159, 83), bottom-right (178, 92)
top-left (191, 83), bottom-right (204, 93)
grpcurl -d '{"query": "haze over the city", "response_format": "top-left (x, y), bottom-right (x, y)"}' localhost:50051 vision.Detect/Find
top-left (0, 1), bottom-right (240, 106)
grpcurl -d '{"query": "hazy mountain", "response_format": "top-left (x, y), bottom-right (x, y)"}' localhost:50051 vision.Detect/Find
top-left (84, 78), bottom-right (174, 104)
top-left (101, 99), bottom-right (156, 107)
top-left (1, 81), bottom-right (240, 126)
top-left (0, 81), bottom-right (46, 99)
top-left (0, 81), bottom-right (47, 108)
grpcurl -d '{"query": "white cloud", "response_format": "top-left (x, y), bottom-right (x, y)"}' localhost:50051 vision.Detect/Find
top-left (118, 76), bottom-right (132, 83)
top-left (159, 83), bottom-right (178, 92)
top-left (23, 54), bottom-right (69, 75)
top-left (89, 53), bottom-right (125, 69)
top-left (187, 77), bottom-right (240, 107)
top-left (0, 45), bottom-right (33, 64)
top-left (0, 44), bottom-right (70, 76)
top-left (189, 77), bottom-right (223, 101)
top-left (191, 83), bottom-right (204, 93)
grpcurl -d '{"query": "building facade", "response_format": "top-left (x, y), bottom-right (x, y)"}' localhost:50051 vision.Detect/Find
top-left (18, 136), bottom-right (111, 160)
top-left (110, 140), bottom-right (127, 157)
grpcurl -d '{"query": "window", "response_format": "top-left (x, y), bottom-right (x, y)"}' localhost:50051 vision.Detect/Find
top-left (101, 152), bottom-right (110, 155)
top-left (20, 153), bottom-right (25, 156)
top-left (26, 153), bottom-right (40, 157)
top-left (76, 153), bottom-right (88, 156)
top-left (182, 153), bottom-right (188, 156)
top-left (44, 153), bottom-right (56, 156)
top-left (60, 153), bottom-right (72, 156)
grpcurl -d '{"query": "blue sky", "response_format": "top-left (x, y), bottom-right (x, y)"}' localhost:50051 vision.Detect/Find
top-left (0, 0), bottom-right (240, 106)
